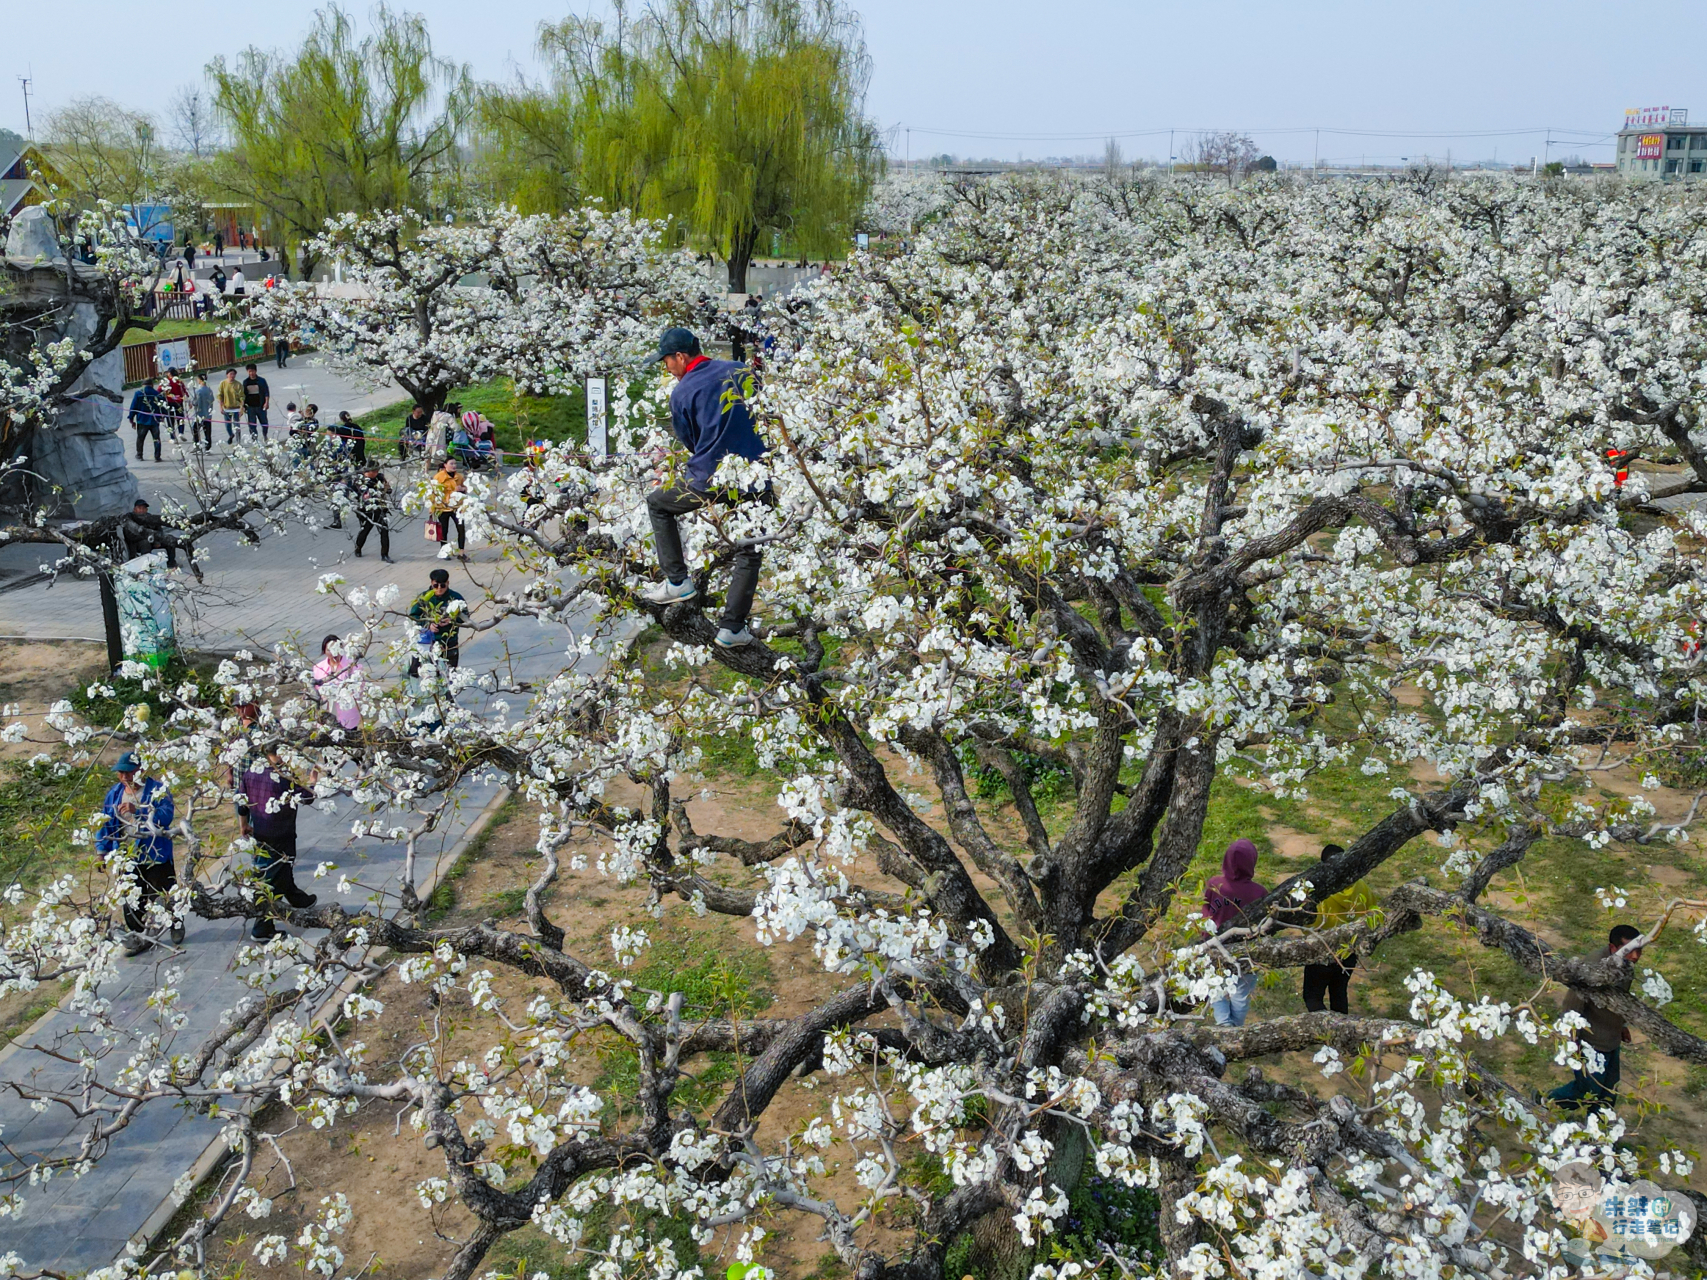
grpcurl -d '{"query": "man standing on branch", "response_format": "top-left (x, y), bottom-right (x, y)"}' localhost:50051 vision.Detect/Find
top-left (96, 752), bottom-right (180, 954)
top-left (639, 326), bottom-right (769, 648)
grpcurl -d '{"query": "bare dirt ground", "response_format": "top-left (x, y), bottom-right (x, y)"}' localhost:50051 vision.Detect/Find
top-left (0, 611), bottom-right (1677, 1276)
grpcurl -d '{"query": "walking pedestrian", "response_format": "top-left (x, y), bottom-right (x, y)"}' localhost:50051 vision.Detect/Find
top-left (1300, 844), bottom-right (1380, 1014)
top-left (128, 377), bottom-right (168, 461)
top-left (190, 370), bottom-right (216, 451)
top-left (431, 458), bottom-right (467, 553)
top-left (183, 239), bottom-right (196, 270)
top-left (96, 752), bottom-right (181, 954)
top-left (409, 568), bottom-right (466, 670)
top-left (213, 229), bottom-right (224, 257)
top-left (161, 369), bottom-right (188, 443)
top-left (240, 363), bottom-right (270, 440)
top-left (352, 465), bottom-right (393, 561)
top-left (638, 327), bottom-right (771, 648)
top-left (230, 267), bottom-right (247, 298)
top-left (217, 367), bottom-right (244, 443)
top-left (311, 635), bottom-right (364, 732)
top-left (1547, 924), bottom-right (1643, 1110)
top-left (236, 750), bottom-right (320, 941)
top-left (275, 334), bottom-right (290, 368)
top-left (1203, 837), bottom-right (1267, 1026)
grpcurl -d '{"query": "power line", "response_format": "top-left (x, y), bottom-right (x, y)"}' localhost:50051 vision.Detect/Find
top-left (900, 123), bottom-right (1617, 144)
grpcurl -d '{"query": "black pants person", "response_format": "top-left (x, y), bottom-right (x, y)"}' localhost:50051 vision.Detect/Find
top-left (435, 512), bottom-right (466, 551)
top-left (135, 421), bottom-right (162, 461)
top-left (647, 485), bottom-right (762, 632)
top-left (122, 859), bottom-right (178, 933)
top-left (192, 418), bottom-right (213, 451)
top-left (1302, 956), bottom-right (1354, 1014)
top-left (245, 407), bottom-right (268, 440)
top-left (355, 510), bottom-right (390, 558)
top-left (251, 839), bottom-right (316, 940)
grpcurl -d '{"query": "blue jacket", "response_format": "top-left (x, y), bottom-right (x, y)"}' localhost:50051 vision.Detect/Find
top-left (667, 358), bottom-right (767, 492)
top-left (129, 387), bottom-right (168, 426)
top-left (96, 777), bottom-right (175, 866)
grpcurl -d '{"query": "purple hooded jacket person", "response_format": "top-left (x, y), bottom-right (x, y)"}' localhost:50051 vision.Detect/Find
top-left (1204, 838), bottom-right (1266, 929)
top-left (1203, 837), bottom-right (1266, 1026)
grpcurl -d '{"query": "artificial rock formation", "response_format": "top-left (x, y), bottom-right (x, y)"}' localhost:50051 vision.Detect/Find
top-left (2, 207), bottom-right (137, 517)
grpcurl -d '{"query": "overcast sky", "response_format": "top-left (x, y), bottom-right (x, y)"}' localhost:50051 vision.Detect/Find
top-left (5, 0), bottom-right (1700, 165)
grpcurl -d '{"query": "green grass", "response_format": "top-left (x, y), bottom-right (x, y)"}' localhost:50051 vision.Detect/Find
top-left (69, 652), bottom-right (222, 731)
top-left (485, 1204), bottom-right (702, 1280)
top-left (423, 794), bottom-right (521, 920)
top-left (594, 934), bottom-right (773, 1114)
top-left (120, 317), bottom-right (227, 345)
top-left (0, 758), bottom-right (115, 897)
top-left (355, 378), bottom-right (587, 460)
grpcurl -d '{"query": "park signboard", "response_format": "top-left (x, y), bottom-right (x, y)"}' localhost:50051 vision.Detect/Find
top-left (586, 375), bottom-right (609, 455)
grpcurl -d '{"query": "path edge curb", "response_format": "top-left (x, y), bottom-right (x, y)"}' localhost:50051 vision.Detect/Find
top-left (122, 782), bottom-right (515, 1264)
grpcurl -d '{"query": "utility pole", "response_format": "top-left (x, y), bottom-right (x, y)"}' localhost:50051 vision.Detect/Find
top-left (17, 73), bottom-right (32, 137)
top-left (1313, 128), bottom-right (1319, 172)
top-left (1168, 129), bottom-right (1174, 174)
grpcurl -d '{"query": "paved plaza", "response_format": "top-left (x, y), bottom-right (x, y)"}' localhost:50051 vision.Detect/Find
top-left (0, 362), bottom-right (626, 1271)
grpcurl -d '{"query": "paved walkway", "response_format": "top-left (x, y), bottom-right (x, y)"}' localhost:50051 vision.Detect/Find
top-left (0, 362), bottom-right (632, 1271)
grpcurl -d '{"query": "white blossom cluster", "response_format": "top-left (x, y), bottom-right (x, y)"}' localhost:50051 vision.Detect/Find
top-left (9, 174), bottom-right (1707, 1280)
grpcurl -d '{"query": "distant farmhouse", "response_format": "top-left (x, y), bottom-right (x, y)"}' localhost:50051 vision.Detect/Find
top-left (1616, 106), bottom-right (1707, 178)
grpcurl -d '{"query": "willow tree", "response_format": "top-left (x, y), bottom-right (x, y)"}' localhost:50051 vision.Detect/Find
top-left (207, 3), bottom-right (472, 275)
top-left (481, 0), bottom-right (883, 292)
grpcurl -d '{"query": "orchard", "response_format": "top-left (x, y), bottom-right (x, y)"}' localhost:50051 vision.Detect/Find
top-left (9, 170), bottom-right (1707, 1280)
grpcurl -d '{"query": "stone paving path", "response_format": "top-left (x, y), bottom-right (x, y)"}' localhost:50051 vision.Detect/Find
top-left (0, 363), bottom-right (633, 1272)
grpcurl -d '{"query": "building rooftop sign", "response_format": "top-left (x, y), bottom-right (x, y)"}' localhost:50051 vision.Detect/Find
top-left (1626, 106), bottom-right (1688, 128)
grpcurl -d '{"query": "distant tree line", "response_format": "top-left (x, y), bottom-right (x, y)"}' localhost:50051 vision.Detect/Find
top-left (25, 0), bottom-right (883, 292)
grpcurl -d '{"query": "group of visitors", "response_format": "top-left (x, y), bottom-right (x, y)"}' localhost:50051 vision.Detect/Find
top-left (96, 572), bottom-right (471, 952)
top-left (397, 402), bottom-right (498, 469)
top-left (128, 364), bottom-right (277, 456)
top-left (93, 320), bottom-right (806, 953)
top-left (1201, 834), bottom-right (1644, 1112)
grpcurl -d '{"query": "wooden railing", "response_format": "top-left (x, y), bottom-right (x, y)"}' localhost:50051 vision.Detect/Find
top-left (122, 333), bottom-right (279, 386)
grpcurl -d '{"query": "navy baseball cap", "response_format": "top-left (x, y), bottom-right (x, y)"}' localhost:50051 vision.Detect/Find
top-left (113, 752), bottom-right (142, 772)
top-left (644, 327), bottom-right (701, 364)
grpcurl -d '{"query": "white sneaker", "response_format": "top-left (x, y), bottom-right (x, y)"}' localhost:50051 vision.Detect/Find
top-left (641, 577), bottom-right (697, 605)
top-left (715, 626), bottom-right (754, 649)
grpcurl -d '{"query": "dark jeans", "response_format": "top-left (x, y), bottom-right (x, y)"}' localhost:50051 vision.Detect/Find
top-left (275, 345), bottom-right (289, 368)
top-left (122, 859), bottom-right (178, 933)
top-left (435, 512), bottom-right (466, 550)
top-left (409, 637), bottom-right (459, 677)
top-left (134, 421), bottom-right (162, 460)
top-left (251, 839), bottom-right (315, 940)
top-left (223, 408), bottom-right (242, 442)
top-left (355, 512), bottom-right (390, 557)
top-left (192, 418), bottom-right (213, 450)
top-left (1549, 1046), bottom-right (1621, 1109)
top-left (245, 406), bottom-right (269, 440)
top-left (647, 485), bottom-right (763, 631)
top-left (1303, 957), bottom-right (1354, 1014)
